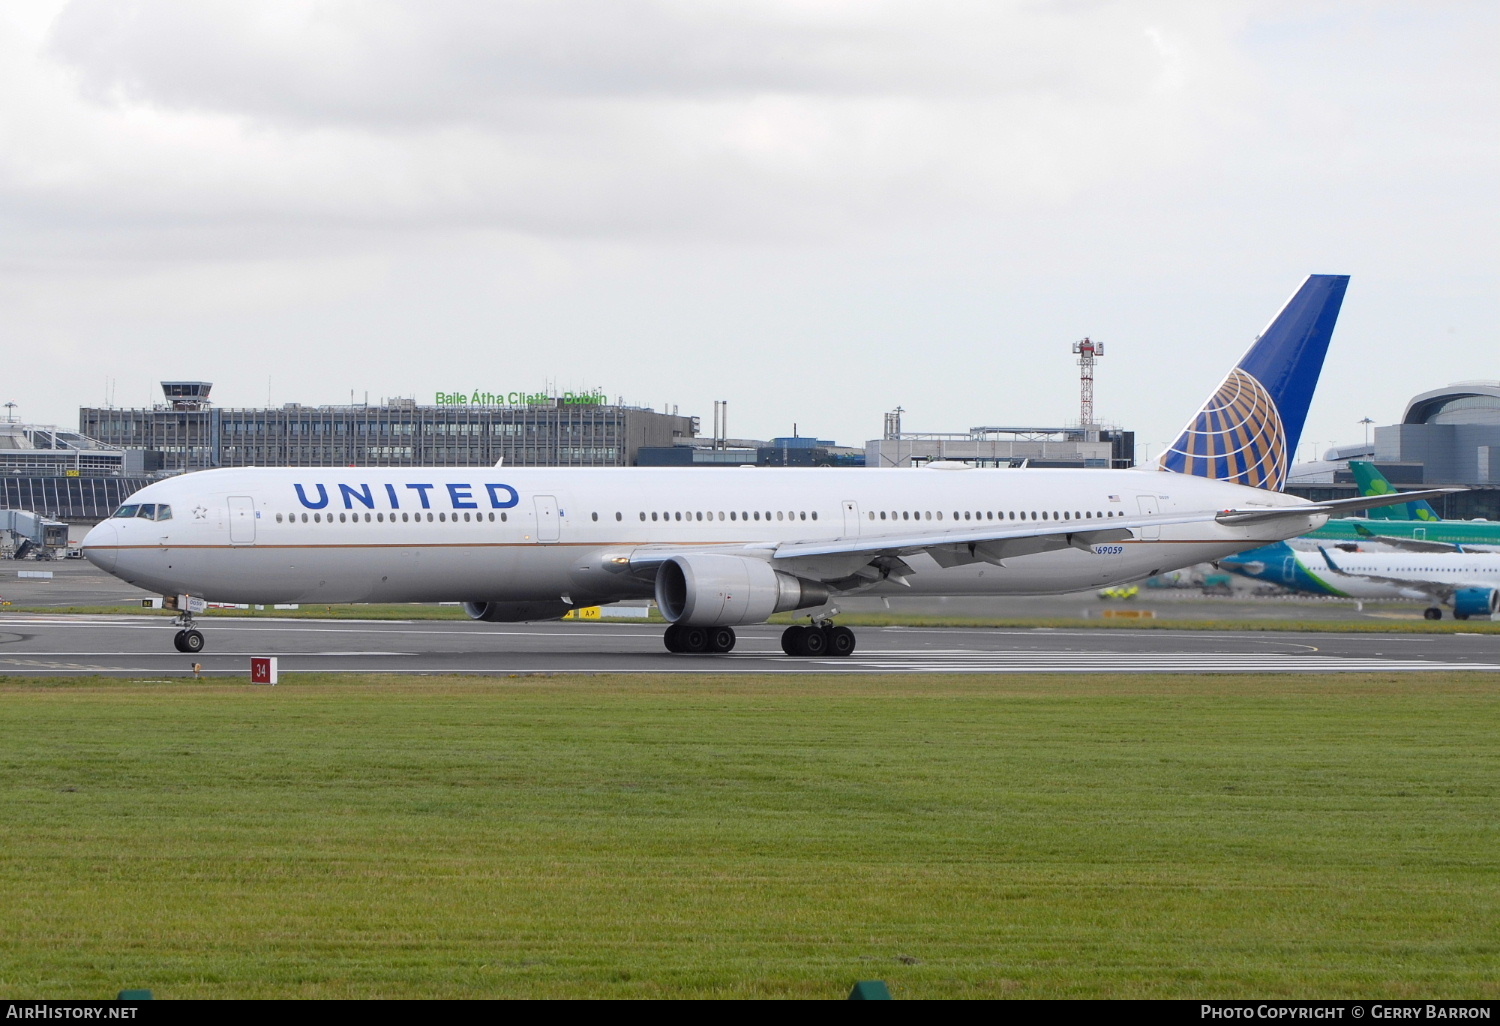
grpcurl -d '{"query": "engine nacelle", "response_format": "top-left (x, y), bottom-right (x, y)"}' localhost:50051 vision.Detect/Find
top-left (463, 600), bottom-right (573, 622)
top-left (654, 553), bottom-right (829, 626)
top-left (1452, 588), bottom-right (1498, 619)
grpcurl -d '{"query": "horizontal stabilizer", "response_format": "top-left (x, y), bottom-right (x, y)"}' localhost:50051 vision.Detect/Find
top-left (1215, 488), bottom-right (1463, 525)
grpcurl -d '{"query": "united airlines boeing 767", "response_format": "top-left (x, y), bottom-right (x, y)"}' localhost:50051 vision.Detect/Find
top-left (81, 275), bottom-right (1452, 656)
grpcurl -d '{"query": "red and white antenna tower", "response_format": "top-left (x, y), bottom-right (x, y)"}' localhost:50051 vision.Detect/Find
top-left (1071, 337), bottom-right (1102, 428)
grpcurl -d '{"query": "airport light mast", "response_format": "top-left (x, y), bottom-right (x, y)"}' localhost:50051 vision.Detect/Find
top-left (1072, 337), bottom-right (1102, 434)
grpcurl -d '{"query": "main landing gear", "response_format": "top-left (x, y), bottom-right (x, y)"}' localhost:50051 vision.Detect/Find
top-left (660, 620), bottom-right (858, 656)
top-left (780, 623), bottom-right (856, 657)
top-left (171, 612), bottom-right (205, 653)
top-left (663, 623), bottom-right (737, 654)
top-left (1424, 607), bottom-right (1444, 621)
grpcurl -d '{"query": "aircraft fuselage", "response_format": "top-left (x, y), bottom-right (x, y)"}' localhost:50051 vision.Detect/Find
top-left (84, 465), bottom-right (1321, 606)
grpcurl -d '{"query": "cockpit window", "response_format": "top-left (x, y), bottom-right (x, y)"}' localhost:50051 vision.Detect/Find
top-left (114, 502), bottom-right (170, 521)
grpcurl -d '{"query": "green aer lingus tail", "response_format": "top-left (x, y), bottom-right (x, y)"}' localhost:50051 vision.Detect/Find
top-left (1308, 462), bottom-right (1499, 548)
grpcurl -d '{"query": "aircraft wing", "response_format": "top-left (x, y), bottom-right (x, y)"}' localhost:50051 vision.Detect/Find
top-left (1350, 533), bottom-right (1465, 554)
top-left (624, 510), bottom-right (1221, 587)
top-left (1316, 546), bottom-right (1459, 603)
top-left (625, 487), bottom-right (1466, 592)
top-left (774, 486), bottom-right (1463, 567)
top-left (776, 510), bottom-right (1207, 562)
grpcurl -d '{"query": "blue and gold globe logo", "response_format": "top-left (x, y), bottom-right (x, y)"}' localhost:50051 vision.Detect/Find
top-left (1159, 368), bottom-right (1287, 490)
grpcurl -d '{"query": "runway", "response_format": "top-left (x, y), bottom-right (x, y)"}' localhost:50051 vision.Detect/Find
top-left (3, 615), bottom-right (1499, 675)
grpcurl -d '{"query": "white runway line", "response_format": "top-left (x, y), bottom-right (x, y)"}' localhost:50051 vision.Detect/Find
top-left (823, 653), bottom-right (1500, 672)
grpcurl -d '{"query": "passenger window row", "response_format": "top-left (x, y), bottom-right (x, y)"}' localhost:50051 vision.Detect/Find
top-left (633, 510), bottom-right (818, 523)
top-left (264, 507), bottom-right (1122, 526)
top-left (869, 509), bottom-right (1118, 522)
top-left (115, 502), bottom-right (1127, 530)
top-left (274, 511), bottom-right (509, 524)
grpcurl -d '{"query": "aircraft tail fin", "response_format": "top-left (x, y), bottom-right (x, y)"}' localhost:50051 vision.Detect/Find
top-left (1159, 274), bottom-right (1349, 491)
top-left (1348, 461), bottom-right (1442, 522)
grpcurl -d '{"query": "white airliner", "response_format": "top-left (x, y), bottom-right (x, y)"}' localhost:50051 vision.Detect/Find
top-left (1317, 547), bottom-right (1500, 621)
top-left (1218, 541), bottom-right (1439, 608)
top-left (81, 275), bottom-right (1453, 656)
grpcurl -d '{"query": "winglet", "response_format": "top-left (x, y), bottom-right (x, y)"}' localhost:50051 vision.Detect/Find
top-left (1160, 275), bottom-right (1349, 491)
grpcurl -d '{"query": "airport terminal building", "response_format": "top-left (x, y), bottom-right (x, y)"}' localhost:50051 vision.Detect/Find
top-left (1374, 382), bottom-right (1500, 484)
top-left (1287, 382), bottom-right (1500, 519)
top-left (80, 383), bottom-right (699, 474)
top-left (0, 420), bottom-right (158, 522)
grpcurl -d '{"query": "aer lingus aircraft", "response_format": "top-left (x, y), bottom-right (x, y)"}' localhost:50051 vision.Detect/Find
top-left (82, 274), bottom-right (1455, 657)
top-left (1218, 541), bottom-right (1433, 607)
top-left (1218, 540), bottom-right (1500, 620)
top-left (1306, 461), bottom-right (1500, 550)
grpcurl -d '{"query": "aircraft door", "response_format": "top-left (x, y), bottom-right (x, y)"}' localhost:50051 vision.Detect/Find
top-left (842, 500), bottom-right (861, 539)
top-left (228, 496), bottom-right (256, 545)
top-left (1283, 555), bottom-right (1298, 585)
top-left (1136, 495), bottom-right (1161, 540)
top-left (534, 495), bottom-right (560, 543)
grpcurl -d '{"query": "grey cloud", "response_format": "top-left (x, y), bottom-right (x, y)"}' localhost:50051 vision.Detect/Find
top-left (47, 0), bottom-right (1171, 129)
top-left (0, 0), bottom-right (1494, 460)
top-left (11, 0), bottom-right (1222, 256)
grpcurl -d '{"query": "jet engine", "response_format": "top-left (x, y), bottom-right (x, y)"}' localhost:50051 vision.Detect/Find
top-left (1451, 588), bottom-right (1498, 620)
top-left (654, 553), bottom-right (829, 626)
top-left (463, 600), bottom-right (574, 622)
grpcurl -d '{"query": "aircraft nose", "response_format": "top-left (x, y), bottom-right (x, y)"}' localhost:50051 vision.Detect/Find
top-left (82, 521), bottom-right (118, 573)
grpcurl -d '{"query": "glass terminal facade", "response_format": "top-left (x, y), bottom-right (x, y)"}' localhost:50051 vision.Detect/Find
top-left (80, 395), bottom-right (698, 473)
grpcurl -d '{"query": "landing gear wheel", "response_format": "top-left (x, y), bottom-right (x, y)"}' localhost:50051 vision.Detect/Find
top-left (827, 626), bottom-right (856, 657)
top-left (173, 630), bottom-right (189, 652)
top-left (708, 626), bottom-right (736, 653)
top-left (678, 625), bottom-right (710, 654)
top-left (1455, 611), bottom-right (1470, 621)
top-left (1424, 607), bottom-right (1443, 620)
top-left (663, 624), bottom-right (683, 653)
top-left (780, 626), bottom-right (803, 655)
top-left (800, 626), bottom-right (828, 656)
top-left (178, 629), bottom-right (205, 654)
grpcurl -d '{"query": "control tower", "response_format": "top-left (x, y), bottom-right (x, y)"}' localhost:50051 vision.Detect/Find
top-left (161, 382), bottom-right (213, 411)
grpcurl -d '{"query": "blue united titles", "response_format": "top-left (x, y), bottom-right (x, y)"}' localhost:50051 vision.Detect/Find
top-left (293, 482), bottom-right (519, 510)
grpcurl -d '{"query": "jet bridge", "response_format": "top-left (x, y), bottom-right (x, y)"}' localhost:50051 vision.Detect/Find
top-left (0, 510), bottom-right (69, 559)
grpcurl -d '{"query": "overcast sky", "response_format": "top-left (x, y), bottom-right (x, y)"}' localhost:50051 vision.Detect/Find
top-left (3, 1), bottom-right (1495, 461)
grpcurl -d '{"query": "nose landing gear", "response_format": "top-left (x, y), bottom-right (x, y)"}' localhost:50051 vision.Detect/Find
top-left (171, 611), bottom-right (206, 653)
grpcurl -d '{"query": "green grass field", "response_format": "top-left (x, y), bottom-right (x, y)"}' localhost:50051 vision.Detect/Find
top-left (1, 672), bottom-right (1497, 999)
